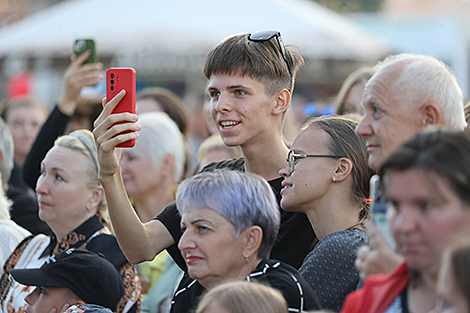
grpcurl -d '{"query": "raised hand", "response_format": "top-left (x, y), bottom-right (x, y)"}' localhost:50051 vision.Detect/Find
top-left (355, 221), bottom-right (404, 280)
top-left (58, 51), bottom-right (103, 115)
top-left (93, 90), bottom-right (140, 179)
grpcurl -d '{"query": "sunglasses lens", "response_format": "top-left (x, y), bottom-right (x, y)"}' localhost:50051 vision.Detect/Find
top-left (249, 30), bottom-right (279, 41)
top-left (288, 152), bottom-right (294, 172)
top-left (248, 30), bottom-right (291, 76)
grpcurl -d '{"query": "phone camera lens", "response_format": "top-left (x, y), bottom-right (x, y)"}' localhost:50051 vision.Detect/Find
top-left (110, 86), bottom-right (114, 91)
top-left (74, 40), bottom-right (85, 51)
top-left (111, 74), bottom-right (115, 79)
top-left (110, 80), bottom-right (114, 85)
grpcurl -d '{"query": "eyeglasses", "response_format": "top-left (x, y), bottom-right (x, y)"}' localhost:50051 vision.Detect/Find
top-left (287, 150), bottom-right (344, 173)
top-left (249, 30), bottom-right (292, 76)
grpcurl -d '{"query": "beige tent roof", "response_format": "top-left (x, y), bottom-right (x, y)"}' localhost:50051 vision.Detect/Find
top-left (0, 0), bottom-right (387, 60)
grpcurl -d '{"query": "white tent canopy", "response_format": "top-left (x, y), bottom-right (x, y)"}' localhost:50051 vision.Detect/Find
top-left (0, 0), bottom-right (386, 60)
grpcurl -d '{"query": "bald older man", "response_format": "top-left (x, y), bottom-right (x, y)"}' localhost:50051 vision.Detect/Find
top-left (357, 53), bottom-right (466, 170)
top-left (354, 53), bottom-right (467, 279)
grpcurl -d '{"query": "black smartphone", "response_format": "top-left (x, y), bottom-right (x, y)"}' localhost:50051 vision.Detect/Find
top-left (73, 39), bottom-right (98, 64)
top-left (370, 174), bottom-right (396, 250)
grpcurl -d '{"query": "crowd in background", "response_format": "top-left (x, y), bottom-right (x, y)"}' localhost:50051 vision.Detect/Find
top-left (1, 29), bottom-right (470, 313)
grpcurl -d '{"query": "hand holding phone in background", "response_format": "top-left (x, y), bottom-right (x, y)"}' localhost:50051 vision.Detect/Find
top-left (369, 175), bottom-right (396, 250)
top-left (354, 175), bottom-right (403, 280)
top-left (58, 39), bottom-right (103, 116)
top-left (355, 221), bottom-right (404, 280)
top-left (106, 68), bottom-right (137, 148)
top-left (73, 39), bottom-right (98, 64)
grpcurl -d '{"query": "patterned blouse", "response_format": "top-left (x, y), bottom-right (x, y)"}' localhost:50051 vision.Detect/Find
top-left (299, 228), bottom-right (368, 312)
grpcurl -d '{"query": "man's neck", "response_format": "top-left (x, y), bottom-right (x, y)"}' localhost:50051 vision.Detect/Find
top-left (241, 136), bottom-right (289, 181)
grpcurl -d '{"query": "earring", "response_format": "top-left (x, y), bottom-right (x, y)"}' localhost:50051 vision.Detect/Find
top-left (332, 176), bottom-right (336, 182)
top-left (87, 205), bottom-right (92, 219)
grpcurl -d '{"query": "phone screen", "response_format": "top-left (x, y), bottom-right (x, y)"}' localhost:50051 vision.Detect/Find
top-left (370, 174), bottom-right (396, 250)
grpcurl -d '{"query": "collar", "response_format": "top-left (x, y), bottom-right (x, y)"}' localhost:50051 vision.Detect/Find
top-left (40, 215), bottom-right (104, 257)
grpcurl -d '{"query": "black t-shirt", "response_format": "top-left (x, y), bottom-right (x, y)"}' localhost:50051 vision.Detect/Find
top-left (170, 259), bottom-right (321, 313)
top-left (155, 158), bottom-right (316, 270)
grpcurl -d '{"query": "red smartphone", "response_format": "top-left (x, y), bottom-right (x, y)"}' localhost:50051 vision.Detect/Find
top-left (106, 67), bottom-right (136, 148)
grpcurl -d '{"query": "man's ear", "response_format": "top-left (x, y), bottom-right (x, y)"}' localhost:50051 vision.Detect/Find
top-left (422, 102), bottom-right (441, 126)
top-left (272, 89), bottom-right (291, 116)
top-left (333, 158), bottom-right (353, 183)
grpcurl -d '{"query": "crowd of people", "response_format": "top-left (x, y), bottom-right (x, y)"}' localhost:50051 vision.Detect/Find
top-left (1, 29), bottom-right (470, 313)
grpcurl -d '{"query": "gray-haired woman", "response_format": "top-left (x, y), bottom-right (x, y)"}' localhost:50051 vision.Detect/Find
top-left (171, 169), bottom-right (320, 313)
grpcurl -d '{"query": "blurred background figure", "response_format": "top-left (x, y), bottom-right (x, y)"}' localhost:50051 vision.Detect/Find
top-left (0, 98), bottom-right (48, 194)
top-left (121, 112), bottom-right (185, 224)
top-left (433, 236), bottom-right (470, 313)
top-left (136, 87), bottom-right (194, 176)
top-left (0, 98), bottom-right (48, 169)
top-left (195, 281), bottom-right (288, 313)
top-left (22, 51), bottom-right (103, 192)
top-left (333, 67), bottom-right (374, 116)
top-left (197, 133), bottom-right (242, 171)
top-left (65, 97), bottom-right (103, 134)
top-left (0, 171), bottom-right (30, 269)
top-left (136, 87), bottom-right (189, 136)
top-left (0, 117), bottom-right (51, 235)
top-left (120, 112), bottom-right (185, 302)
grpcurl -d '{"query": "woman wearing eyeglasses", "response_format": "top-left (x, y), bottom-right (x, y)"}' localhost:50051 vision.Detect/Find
top-left (279, 115), bottom-right (374, 312)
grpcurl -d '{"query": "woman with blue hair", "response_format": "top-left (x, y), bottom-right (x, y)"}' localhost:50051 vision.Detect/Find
top-left (172, 169), bottom-right (321, 313)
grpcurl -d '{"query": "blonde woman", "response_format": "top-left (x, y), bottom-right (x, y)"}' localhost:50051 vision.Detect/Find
top-left (1, 130), bottom-right (140, 313)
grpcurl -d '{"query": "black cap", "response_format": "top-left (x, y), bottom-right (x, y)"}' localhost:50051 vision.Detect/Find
top-left (9, 249), bottom-right (124, 311)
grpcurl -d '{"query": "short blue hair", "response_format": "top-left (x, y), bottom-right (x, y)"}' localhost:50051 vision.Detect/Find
top-left (176, 169), bottom-right (280, 259)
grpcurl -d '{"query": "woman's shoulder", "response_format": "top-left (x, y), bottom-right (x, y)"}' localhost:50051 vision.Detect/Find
top-left (302, 228), bottom-right (368, 268)
top-left (3, 234), bottom-right (50, 268)
top-left (1, 234), bottom-right (51, 309)
top-left (199, 158), bottom-right (245, 173)
top-left (86, 231), bottom-right (128, 267)
top-left (317, 228), bottom-right (368, 250)
top-left (248, 259), bottom-right (321, 311)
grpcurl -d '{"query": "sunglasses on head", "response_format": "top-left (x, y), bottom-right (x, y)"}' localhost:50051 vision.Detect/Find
top-left (248, 30), bottom-right (292, 76)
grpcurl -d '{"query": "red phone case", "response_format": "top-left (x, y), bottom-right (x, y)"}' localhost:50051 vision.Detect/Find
top-left (106, 68), bottom-right (136, 148)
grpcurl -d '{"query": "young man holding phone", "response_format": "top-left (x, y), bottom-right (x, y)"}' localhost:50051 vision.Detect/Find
top-left (93, 30), bottom-right (316, 311)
